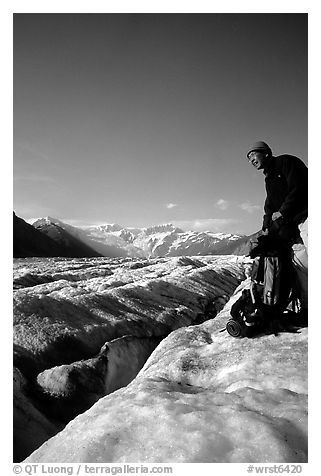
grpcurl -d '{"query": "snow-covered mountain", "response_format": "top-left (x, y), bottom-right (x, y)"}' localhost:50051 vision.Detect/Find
top-left (32, 217), bottom-right (130, 258)
top-left (13, 213), bottom-right (102, 258)
top-left (32, 217), bottom-right (245, 258)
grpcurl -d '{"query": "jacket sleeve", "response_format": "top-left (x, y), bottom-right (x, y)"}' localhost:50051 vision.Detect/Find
top-left (262, 196), bottom-right (272, 230)
top-left (278, 156), bottom-right (308, 221)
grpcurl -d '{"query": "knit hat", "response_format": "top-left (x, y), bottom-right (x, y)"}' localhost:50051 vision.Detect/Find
top-left (247, 141), bottom-right (272, 159)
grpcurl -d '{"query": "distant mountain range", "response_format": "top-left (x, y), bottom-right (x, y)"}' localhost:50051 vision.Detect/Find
top-left (13, 213), bottom-right (258, 258)
top-left (13, 212), bottom-right (103, 258)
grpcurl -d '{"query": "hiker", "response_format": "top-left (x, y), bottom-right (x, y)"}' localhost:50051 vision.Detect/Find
top-left (246, 141), bottom-right (308, 318)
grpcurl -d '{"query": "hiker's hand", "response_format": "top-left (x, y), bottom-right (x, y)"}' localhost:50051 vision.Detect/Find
top-left (259, 229), bottom-right (269, 236)
top-left (272, 211), bottom-right (282, 221)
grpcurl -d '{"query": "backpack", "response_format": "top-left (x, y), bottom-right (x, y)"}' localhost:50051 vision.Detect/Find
top-left (226, 235), bottom-right (298, 338)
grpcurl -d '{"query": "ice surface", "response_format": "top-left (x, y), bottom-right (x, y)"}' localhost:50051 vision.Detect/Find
top-left (13, 256), bottom-right (244, 375)
top-left (14, 255), bottom-right (245, 460)
top-left (15, 255), bottom-right (307, 463)
top-left (25, 318), bottom-right (307, 463)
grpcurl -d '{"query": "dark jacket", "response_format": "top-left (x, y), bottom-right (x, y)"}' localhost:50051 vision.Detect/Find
top-left (262, 154), bottom-right (308, 241)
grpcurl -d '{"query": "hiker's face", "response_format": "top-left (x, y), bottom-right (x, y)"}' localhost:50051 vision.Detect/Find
top-left (248, 151), bottom-right (269, 170)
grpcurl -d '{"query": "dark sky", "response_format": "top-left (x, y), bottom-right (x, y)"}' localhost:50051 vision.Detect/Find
top-left (13, 13), bottom-right (307, 234)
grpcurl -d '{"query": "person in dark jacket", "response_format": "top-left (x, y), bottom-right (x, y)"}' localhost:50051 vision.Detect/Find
top-left (246, 140), bottom-right (308, 315)
top-left (247, 141), bottom-right (308, 243)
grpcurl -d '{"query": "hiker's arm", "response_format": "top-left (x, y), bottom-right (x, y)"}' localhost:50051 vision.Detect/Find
top-left (263, 197), bottom-right (272, 231)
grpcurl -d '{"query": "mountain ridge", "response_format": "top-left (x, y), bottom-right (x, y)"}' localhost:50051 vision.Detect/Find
top-left (13, 213), bottom-right (258, 258)
top-left (26, 215), bottom-right (255, 258)
top-left (13, 212), bottom-right (100, 259)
